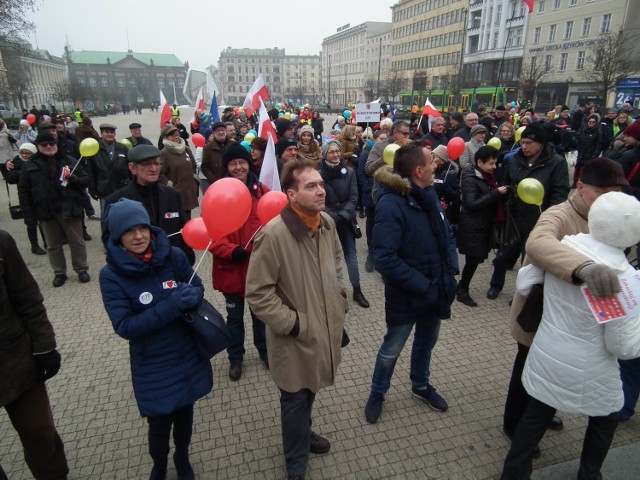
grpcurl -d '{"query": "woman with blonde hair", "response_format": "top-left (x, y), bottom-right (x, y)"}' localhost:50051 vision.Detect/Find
top-left (297, 124), bottom-right (321, 163)
top-left (338, 125), bottom-right (358, 169)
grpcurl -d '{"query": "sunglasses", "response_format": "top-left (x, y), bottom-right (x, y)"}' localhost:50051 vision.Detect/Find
top-left (38, 142), bottom-right (56, 147)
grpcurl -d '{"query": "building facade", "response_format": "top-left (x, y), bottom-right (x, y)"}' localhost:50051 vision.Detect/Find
top-left (322, 22), bottom-right (392, 106)
top-left (523, 0), bottom-right (640, 110)
top-left (0, 43), bottom-right (67, 112)
top-left (463, 0), bottom-right (529, 94)
top-left (390, 0), bottom-right (467, 105)
top-left (66, 49), bottom-right (188, 109)
top-left (282, 54), bottom-right (322, 106)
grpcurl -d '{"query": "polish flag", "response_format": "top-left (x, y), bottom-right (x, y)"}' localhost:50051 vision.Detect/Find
top-left (191, 87), bottom-right (204, 123)
top-left (242, 75), bottom-right (270, 117)
top-left (523, 0), bottom-right (533, 13)
top-left (419, 98), bottom-right (442, 133)
top-left (257, 98), bottom-right (280, 192)
top-left (159, 89), bottom-right (172, 127)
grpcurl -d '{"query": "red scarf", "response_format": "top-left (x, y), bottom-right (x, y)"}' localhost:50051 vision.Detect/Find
top-left (476, 168), bottom-right (506, 223)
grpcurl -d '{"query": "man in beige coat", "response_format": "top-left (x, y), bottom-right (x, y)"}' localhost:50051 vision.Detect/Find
top-left (503, 157), bottom-right (628, 452)
top-left (246, 159), bottom-right (348, 480)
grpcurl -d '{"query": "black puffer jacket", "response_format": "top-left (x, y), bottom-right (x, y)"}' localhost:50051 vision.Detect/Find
top-left (18, 151), bottom-right (90, 222)
top-left (86, 140), bottom-right (130, 198)
top-left (504, 145), bottom-right (570, 236)
top-left (457, 167), bottom-right (503, 259)
top-left (319, 159), bottom-right (358, 226)
top-left (575, 125), bottom-right (602, 165)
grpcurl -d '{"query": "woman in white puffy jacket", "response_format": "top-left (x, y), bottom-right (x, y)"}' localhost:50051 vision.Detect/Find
top-left (501, 191), bottom-right (640, 480)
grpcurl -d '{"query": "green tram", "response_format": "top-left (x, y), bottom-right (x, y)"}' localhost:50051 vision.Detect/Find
top-left (399, 87), bottom-right (518, 113)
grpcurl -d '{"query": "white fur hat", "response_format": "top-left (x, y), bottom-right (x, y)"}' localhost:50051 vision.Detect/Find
top-left (588, 192), bottom-right (640, 249)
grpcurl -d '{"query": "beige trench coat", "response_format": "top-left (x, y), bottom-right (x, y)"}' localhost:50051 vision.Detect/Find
top-left (246, 205), bottom-right (348, 393)
top-left (509, 191), bottom-right (592, 346)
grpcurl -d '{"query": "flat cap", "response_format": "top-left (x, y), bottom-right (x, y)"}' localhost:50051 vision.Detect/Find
top-left (38, 121), bottom-right (55, 130)
top-left (99, 123), bottom-right (117, 131)
top-left (129, 122), bottom-right (142, 129)
top-left (128, 144), bottom-right (161, 163)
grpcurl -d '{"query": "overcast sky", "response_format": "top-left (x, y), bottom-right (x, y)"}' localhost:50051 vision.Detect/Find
top-left (26, 0), bottom-right (393, 71)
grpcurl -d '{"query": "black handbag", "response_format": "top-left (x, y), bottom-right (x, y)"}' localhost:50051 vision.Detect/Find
top-left (516, 283), bottom-right (544, 333)
top-left (351, 218), bottom-right (362, 239)
top-left (183, 299), bottom-right (231, 360)
top-left (491, 202), bottom-right (520, 250)
top-left (5, 182), bottom-right (24, 220)
top-left (168, 250), bottom-right (231, 360)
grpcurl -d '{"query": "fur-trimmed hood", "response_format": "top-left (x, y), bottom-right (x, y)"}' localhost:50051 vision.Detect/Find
top-left (374, 165), bottom-right (412, 196)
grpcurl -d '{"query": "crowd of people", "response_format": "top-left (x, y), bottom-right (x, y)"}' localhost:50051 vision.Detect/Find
top-left (1, 99), bottom-right (640, 480)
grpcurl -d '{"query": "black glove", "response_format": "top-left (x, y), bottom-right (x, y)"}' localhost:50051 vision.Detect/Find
top-left (172, 283), bottom-right (201, 310)
top-left (231, 247), bottom-right (251, 262)
top-left (89, 189), bottom-right (99, 200)
top-left (33, 350), bottom-right (61, 381)
top-left (575, 262), bottom-right (621, 298)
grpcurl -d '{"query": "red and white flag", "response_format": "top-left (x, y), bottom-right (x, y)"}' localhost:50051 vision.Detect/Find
top-left (242, 75), bottom-right (270, 117)
top-left (191, 87), bottom-right (204, 123)
top-left (257, 98), bottom-right (280, 192)
top-left (159, 89), bottom-right (172, 128)
top-left (523, 0), bottom-right (533, 13)
top-left (421, 97), bottom-right (442, 132)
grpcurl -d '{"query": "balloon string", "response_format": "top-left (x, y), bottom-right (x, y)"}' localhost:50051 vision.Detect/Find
top-left (244, 226), bottom-right (262, 249)
top-left (167, 230), bottom-right (182, 237)
top-left (68, 155), bottom-right (83, 177)
top-left (189, 240), bottom-right (212, 284)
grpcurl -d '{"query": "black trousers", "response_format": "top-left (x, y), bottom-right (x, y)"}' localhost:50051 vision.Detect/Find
top-left (503, 342), bottom-right (531, 437)
top-left (147, 403), bottom-right (194, 466)
top-left (280, 388), bottom-right (315, 476)
top-left (501, 397), bottom-right (618, 480)
top-left (4, 382), bottom-right (68, 480)
top-left (490, 237), bottom-right (526, 290)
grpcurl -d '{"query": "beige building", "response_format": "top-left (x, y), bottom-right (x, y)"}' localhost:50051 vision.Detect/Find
top-left (390, 0), bottom-right (467, 105)
top-left (523, 0), bottom-right (640, 110)
top-left (282, 54), bottom-right (322, 106)
top-left (217, 48), bottom-right (321, 106)
top-left (322, 22), bottom-right (392, 106)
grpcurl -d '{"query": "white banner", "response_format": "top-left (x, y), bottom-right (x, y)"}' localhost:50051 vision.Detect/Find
top-left (355, 102), bottom-right (381, 123)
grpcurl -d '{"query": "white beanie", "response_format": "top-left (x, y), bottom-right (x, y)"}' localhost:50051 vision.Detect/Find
top-left (18, 142), bottom-right (37, 154)
top-left (19, 119), bottom-right (29, 127)
top-left (588, 192), bottom-right (640, 249)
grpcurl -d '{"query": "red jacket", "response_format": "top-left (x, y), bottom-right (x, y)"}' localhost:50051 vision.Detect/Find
top-left (210, 174), bottom-right (269, 296)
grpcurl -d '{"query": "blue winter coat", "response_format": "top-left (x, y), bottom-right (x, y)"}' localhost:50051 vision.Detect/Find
top-left (371, 166), bottom-right (458, 324)
top-left (99, 226), bottom-right (213, 417)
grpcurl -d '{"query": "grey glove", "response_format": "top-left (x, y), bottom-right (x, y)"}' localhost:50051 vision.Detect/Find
top-left (575, 262), bottom-right (621, 298)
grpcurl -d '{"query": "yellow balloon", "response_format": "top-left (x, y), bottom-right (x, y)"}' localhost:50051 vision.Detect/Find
top-left (487, 137), bottom-right (501, 150)
top-left (244, 133), bottom-right (255, 143)
top-left (79, 138), bottom-right (99, 157)
top-left (120, 138), bottom-right (133, 150)
top-left (284, 113), bottom-right (291, 120)
top-left (517, 178), bottom-right (545, 206)
top-left (514, 126), bottom-right (526, 142)
top-left (383, 143), bottom-right (401, 166)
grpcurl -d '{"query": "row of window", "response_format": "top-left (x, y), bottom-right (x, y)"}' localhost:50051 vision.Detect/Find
top-left (539, 0), bottom-right (595, 13)
top-left (392, 8), bottom-right (466, 40)
top-left (532, 14), bottom-right (610, 44)
top-left (393, 30), bottom-right (464, 56)
top-left (392, 51), bottom-right (462, 71)
top-left (76, 76), bottom-right (184, 89)
top-left (226, 65), bottom-right (281, 74)
top-left (393, 0), bottom-right (462, 23)
top-left (540, 51), bottom-right (588, 71)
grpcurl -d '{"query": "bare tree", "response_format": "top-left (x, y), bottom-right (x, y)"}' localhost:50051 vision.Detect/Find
top-left (50, 79), bottom-right (73, 112)
top-left (582, 31), bottom-right (640, 106)
top-left (0, 0), bottom-right (39, 50)
top-left (519, 53), bottom-right (552, 106)
top-left (363, 77), bottom-right (377, 102)
top-left (412, 70), bottom-right (428, 105)
top-left (386, 70), bottom-right (405, 105)
top-left (0, 47), bottom-right (31, 107)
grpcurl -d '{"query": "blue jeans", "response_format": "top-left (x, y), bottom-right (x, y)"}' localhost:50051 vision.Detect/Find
top-left (371, 315), bottom-right (441, 395)
top-left (619, 357), bottom-right (640, 420)
top-left (223, 293), bottom-right (267, 364)
top-left (336, 221), bottom-right (360, 288)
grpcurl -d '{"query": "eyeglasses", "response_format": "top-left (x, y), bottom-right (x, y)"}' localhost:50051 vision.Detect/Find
top-left (38, 142), bottom-right (56, 148)
top-left (326, 149), bottom-right (341, 156)
top-left (227, 160), bottom-right (248, 168)
top-left (397, 130), bottom-right (410, 136)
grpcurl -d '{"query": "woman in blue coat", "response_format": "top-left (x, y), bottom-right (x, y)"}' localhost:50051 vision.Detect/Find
top-left (99, 198), bottom-right (212, 480)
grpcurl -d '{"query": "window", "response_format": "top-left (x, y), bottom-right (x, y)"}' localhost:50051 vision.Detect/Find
top-left (564, 21), bottom-right (573, 39)
top-left (533, 27), bottom-right (541, 44)
top-left (99, 77), bottom-right (107, 87)
top-left (582, 17), bottom-right (591, 36)
top-left (116, 77), bottom-right (125, 88)
top-left (569, 0), bottom-right (577, 5)
top-left (78, 76), bottom-right (86, 86)
top-left (601, 14), bottom-right (611, 33)
top-left (538, 1), bottom-right (545, 13)
top-left (553, 0), bottom-right (561, 9)
top-left (548, 24), bottom-right (557, 42)
top-left (559, 53), bottom-right (568, 71)
top-left (89, 76), bottom-right (97, 87)
top-left (576, 51), bottom-right (585, 70)
top-left (544, 55), bottom-right (552, 72)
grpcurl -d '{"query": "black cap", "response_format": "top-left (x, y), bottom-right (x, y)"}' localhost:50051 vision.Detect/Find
top-left (222, 143), bottom-right (251, 167)
top-left (580, 157), bottom-right (629, 187)
top-left (38, 121), bottom-right (55, 130)
top-left (520, 123), bottom-right (548, 144)
top-left (35, 132), bottom-right (56, 144)
top-left (53, 118), bottom-right (65, 125)
top-left (276, 138), bottom-right (297, 158)
top-left (129, 123), bottom-right (142, 129)
top-left (212, 121), bottom-right (226, 131)
top-left (128, 145), bottom-right (161, 163)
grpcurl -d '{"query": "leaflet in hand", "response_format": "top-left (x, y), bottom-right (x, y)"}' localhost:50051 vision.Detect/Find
top-left (582, 270), bottom-right (640, 324)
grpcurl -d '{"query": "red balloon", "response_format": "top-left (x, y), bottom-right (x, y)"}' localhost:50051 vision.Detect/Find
top-left (182, 217), bottom-right (212, 250)
top-left (351, 109), bottom-right (356, 119)
top-left (192, 133), bottom-right (205, 148)
top-left (447, 137), bottom-right (465, 161)
top-left (257, 191), bottom-right (288, 226)
top-left (26, 114), bottom-right (36, 125)
top-left (202, 178), bottom-right (251, 241)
